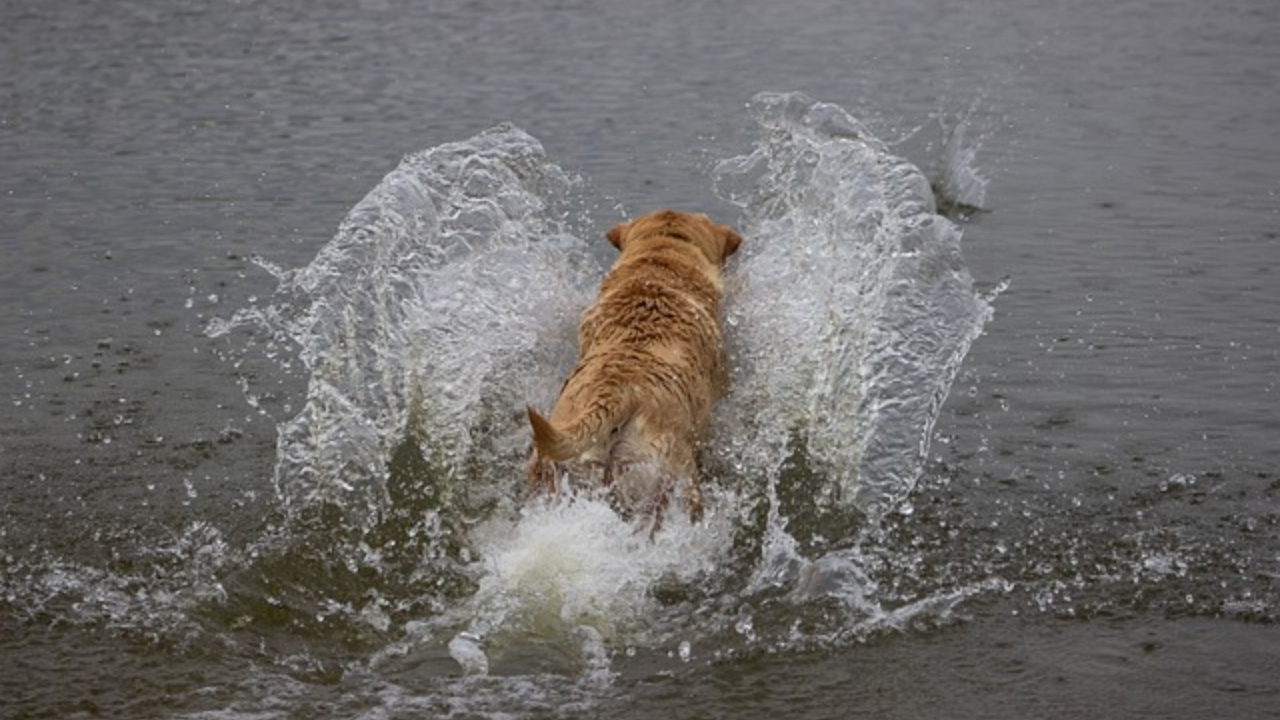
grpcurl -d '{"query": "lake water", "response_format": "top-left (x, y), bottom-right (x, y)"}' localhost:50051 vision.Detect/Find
top-left (3, 0), bottom-right (1279, 718)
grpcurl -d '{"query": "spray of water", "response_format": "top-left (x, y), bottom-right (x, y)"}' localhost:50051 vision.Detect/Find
top-left (0, 96), bottom-right (1000, 705)
top-left (209, 125), bottom-right (597, 539)
top-left (208, 94), bottom-right (997, 676)
top-left (710, 91), bottom-right (991, 522)
top-left (8, 92), bottom-right (1277, 719)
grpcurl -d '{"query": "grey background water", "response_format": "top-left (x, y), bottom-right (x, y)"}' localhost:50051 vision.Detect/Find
top-left (3, 0), bottom-right (1278, 717)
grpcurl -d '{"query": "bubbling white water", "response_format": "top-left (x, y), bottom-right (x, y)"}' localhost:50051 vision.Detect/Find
top-left (441, 490), bottom-right (739, 672)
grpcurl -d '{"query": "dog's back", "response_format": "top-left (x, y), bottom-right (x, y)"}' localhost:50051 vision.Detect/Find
top-left (527, 210), bottom-right (741, 527)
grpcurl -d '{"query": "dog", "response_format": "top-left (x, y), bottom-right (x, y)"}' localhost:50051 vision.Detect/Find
top-left (526, 210), bottom-right (742, 532)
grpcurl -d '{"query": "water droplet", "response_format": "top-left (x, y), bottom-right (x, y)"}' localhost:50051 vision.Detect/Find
top-left (448, 632), bottom-right (489, 676)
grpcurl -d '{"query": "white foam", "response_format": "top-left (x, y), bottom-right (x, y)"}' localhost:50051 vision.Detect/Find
top-left (441, 490), bottom-right (737, 672)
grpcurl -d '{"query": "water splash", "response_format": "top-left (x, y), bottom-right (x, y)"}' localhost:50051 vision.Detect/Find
top-left (0, 521), bottom-right (235, 643)
top-left (4, 100), bottom-right (1000, 681)
top-left (210, 124), bottom-right (597, 537)
top-left (8, 90), bottom-right (1280, 719)
top-left (373, 490), bottom-right (741, 677)
top-left (204, 98), bottom-right (998, 670)
top-left (931, 105), bottom-right (991, 218)
top-left (711, 91), bottom-right (992, 523)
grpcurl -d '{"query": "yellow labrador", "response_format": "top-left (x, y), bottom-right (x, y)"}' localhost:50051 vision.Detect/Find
top-left (526, 210), bottom-right (742, 531)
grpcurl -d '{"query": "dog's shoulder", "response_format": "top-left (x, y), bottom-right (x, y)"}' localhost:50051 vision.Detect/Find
top-left (607, 243), bottom-right (723, 298)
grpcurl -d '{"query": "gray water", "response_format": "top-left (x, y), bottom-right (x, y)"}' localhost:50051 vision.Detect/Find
top-left (3, 0), bottom-right (1279, 718)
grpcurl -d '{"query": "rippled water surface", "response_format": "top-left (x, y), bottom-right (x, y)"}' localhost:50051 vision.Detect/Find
top-left (3, 0), bottom-right (1279, 718)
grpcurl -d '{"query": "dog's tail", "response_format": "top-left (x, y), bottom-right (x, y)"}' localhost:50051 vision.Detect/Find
top-left (526, 389), bottom-right (638, 462)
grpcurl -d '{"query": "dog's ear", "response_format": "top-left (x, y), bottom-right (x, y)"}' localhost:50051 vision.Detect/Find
top-left (607, 221), bottom-right (628, 251)
top-left (721, 227), bottom-right (743, 261)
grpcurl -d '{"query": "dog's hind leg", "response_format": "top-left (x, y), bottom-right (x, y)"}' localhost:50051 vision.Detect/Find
top-left (631, 475), bottom-right (672, 540)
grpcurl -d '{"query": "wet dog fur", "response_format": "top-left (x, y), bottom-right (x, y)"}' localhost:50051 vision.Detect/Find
top-left (526, 210), bottom-right (742, 533)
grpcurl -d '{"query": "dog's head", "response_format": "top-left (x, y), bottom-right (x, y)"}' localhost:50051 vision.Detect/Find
top-left (607, 210), bottom-right (742, 266)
